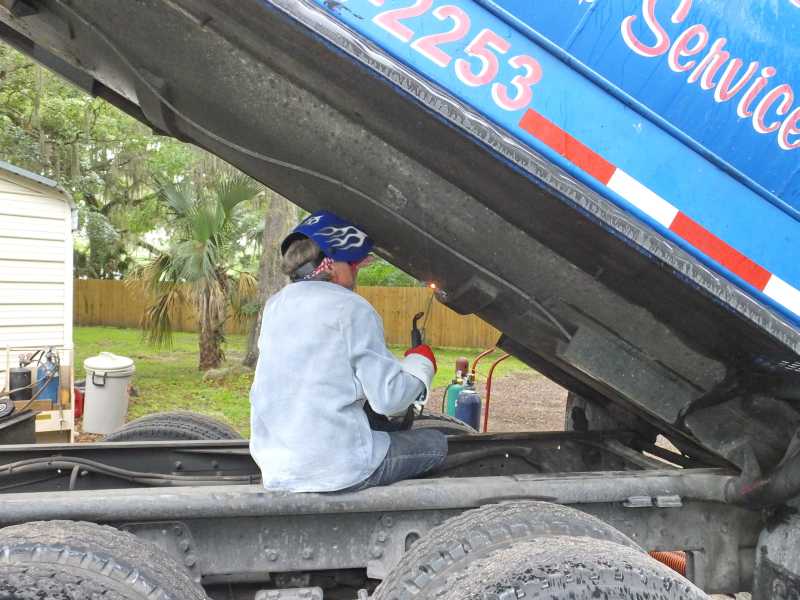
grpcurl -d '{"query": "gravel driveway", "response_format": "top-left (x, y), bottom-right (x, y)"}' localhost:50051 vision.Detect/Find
top-left (430, 371), bottom-right (567, 433)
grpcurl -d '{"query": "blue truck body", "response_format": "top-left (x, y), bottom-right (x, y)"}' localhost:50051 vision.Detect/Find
top-left (303, 0), bottom-right (800, 326)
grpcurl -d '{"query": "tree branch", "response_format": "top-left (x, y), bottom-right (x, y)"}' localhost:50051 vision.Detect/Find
top-left (134, 238), bottom-right (160, 255)
top-left (100, 191), bottom-right (159, 216)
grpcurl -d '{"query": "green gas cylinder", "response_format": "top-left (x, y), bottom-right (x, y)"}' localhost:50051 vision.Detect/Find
top-left (445, 380), bottom-right (464, 417)
top-left (444, 357), bottom-right (470, 417)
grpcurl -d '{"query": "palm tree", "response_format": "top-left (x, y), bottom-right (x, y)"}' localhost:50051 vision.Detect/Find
top-left (135, 174), bottom-right (262, 370)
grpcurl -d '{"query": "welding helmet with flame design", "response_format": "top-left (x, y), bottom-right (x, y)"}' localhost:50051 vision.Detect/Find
top-left (281, 211), bottom-right (374, 264)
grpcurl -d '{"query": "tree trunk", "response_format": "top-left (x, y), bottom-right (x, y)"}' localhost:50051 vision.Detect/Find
top-left (198, 321), bottom-right (223, 371)
top-left (198, 284), bottom-right (226, 371)
top-left (242, 192), bottom-right (296, 368)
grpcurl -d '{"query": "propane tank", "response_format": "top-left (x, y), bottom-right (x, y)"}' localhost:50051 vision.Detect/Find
top-left (455, 384), bottom-right (482, 431)
top-left (35, 351), bottom-right (60, 404)
top-left (444, 357), bottom-right (470, 417)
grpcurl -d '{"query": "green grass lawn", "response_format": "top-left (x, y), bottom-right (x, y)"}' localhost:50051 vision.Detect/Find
top-left (75, 326), bottom-right (532, 436)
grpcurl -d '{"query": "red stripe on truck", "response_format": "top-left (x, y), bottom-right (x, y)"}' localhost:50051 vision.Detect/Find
top-left (517, 107), bottom-right (798, 311)
top-left (669, 213), bottom-right (772, 291)
top-left (519, 109), bottom-right (616, 185)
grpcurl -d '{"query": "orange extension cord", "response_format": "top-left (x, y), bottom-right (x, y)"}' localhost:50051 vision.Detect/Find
top-left (649, 551), bottom-right (688, 577)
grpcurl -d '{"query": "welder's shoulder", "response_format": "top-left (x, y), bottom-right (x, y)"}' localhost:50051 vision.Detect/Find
top-left (327, 287), bottom-right (381, 323)
top-left (330, 286), bottom-right (377, 313)
top-left (263, 284), bottom-right (295, 312)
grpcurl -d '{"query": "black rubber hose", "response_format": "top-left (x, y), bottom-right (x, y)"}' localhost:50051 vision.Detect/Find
top-left (0, 456), bottom-right (260, 487)
top-left (434, 446), bottom-right (543, 473)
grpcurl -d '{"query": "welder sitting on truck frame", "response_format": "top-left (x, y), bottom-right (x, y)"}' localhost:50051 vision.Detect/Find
top-left (249, 211), bottom-right (448, 493)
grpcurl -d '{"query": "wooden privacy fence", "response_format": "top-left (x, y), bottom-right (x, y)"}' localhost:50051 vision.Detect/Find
top-left (359, 287), bottom-right (499, 348)
top-left (73, 280), bottom-right (500, 348)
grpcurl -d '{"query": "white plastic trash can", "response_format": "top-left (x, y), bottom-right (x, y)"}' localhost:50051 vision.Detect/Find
top-left (82, 352), bottom-right (136, 434)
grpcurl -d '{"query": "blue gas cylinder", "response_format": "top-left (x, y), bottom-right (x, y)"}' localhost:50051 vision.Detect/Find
top-left (36, 359), bottom-right (60, 404)
top-left (455, 386), bottom-right (482, 431)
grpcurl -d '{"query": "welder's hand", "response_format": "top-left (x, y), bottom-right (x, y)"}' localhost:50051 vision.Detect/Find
top-left (404, 344), bottom-right (437, 373)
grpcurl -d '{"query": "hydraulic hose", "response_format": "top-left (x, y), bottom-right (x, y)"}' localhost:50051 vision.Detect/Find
top-left (0, 456), bottom-right (260, 488)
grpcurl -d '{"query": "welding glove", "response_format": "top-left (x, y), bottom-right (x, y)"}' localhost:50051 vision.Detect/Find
top-left (404, 344), bottom-right (437, 373)
top-left (402, 344), bottom-right (437, 406)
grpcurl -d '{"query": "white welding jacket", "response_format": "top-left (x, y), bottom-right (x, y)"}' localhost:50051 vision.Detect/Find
top-left (249, 281), bottom-right (433, 493)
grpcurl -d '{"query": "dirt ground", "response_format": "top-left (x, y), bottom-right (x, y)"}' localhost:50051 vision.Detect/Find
top-left (431, 371), bottom-right (568, 433)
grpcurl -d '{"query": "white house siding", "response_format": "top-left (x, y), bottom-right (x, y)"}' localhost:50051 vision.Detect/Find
top-left (0, 168), bottom-right (74, 384)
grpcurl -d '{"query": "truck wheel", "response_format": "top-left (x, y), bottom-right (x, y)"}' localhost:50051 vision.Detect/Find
top-left (412, 410), bottom-right (476, 435)
top-left (101, 410), bottom-right (241, 442)
top-left (427, 537), bottom-right (708, 599)
top-left (0, 520), bottom-right (208, 599)
top-left (373, 500), bottom-right (639, 600)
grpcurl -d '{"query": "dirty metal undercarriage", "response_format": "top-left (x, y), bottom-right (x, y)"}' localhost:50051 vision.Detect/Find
top-left (0, 434), bottom-right (760, 597)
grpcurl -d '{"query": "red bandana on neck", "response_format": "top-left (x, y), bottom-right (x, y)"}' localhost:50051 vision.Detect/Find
top-left (303, 257), bottom-right (335, 281)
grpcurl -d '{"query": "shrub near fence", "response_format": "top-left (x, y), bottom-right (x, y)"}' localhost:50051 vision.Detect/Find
top-left (73, 280), bottom-right (500, 348)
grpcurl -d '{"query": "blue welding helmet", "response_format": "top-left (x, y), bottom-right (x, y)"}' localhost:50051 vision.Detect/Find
top-left (281, 211), bottom-right (374, 263)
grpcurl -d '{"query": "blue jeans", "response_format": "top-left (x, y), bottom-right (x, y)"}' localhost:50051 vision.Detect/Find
top-left (341, 429), bottom-right (448, 492)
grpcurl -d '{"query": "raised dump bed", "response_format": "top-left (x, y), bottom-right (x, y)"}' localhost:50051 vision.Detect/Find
top-left (311, 0), bottom-right (800, 326)
top-left (1, 0), bottom-right (799, 472)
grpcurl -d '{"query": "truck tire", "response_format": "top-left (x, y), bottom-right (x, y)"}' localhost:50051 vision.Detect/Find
top-left (373, 500), bottom-right (639, 600)
top-left (0, 520), bottom-right (208, 599)
top-left (412, 410), bottom-right (476, 435)
top-left (102, 410), bottom-right (241, 442)
top-left (427, 537), bottom-right (708, 599)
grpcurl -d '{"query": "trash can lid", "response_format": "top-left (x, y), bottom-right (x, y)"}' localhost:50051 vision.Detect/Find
top-left (84, 352), bottom-right (135, 376)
